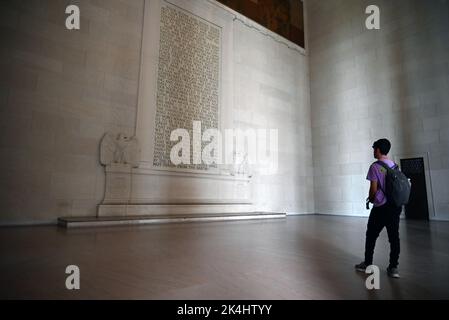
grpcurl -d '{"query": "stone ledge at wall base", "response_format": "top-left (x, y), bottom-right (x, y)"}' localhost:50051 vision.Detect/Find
top-left (58, 212), bottom-right (286, 228)
top-left (97, 163), bottom-right (256, 217)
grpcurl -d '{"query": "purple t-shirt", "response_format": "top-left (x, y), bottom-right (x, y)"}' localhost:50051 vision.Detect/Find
top-left (366, 159), bottom-right (396, 207)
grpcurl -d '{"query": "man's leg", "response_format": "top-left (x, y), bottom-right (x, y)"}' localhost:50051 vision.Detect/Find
top-left (364, 206), bottom-right (385, 265)
top-left (386, 206), bottom-right (401, 268)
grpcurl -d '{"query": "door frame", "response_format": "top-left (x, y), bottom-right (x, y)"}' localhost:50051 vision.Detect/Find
top-left (394, 152), bottom-right (436, 220)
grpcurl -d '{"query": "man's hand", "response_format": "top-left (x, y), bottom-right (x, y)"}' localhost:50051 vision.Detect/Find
top-left (368, 180), bottom-right (378, 203)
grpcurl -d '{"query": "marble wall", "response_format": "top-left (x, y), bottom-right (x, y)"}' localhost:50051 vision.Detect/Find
top-left (232, 16), bottom-right (314, 215)
top-left (307, 0), bottom-right (449, 220)
top-left (0, 0), bottom-right (144, 224)
top-left (0, 0), bottom-right (313, 224)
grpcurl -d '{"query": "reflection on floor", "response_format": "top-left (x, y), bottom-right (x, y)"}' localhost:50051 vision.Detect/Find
top-left (1, 215), bottom-right (448, 299)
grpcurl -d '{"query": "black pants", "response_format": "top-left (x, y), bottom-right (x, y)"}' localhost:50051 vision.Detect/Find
top-left (364, 202), bottom-right (401, 268)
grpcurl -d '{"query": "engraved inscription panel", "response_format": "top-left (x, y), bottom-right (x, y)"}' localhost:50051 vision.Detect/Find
top-left (153, 3), bottom-right (221, 171)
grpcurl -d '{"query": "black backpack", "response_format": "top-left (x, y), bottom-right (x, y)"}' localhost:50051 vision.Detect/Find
top-left (376, 161), bottom-right (411, 207)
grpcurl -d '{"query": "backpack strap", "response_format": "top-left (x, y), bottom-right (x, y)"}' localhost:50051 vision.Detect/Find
top-left (375, 160), bottom-right (396, 196)
top-left (376, 161), bottom-right (387, 195)
top-left (376, 160), bottom-right (397, 171)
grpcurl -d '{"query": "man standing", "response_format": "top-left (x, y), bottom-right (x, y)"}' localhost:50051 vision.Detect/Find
top-left (355, 138), bottom-right (402, 278)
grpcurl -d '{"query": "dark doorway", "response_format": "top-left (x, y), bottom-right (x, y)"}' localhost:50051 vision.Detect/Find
top-left (400, 157), bottom-right (429, 220)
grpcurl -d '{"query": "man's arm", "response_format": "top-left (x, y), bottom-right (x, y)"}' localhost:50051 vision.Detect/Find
top-left (368, 180), bottom-right (378, 203)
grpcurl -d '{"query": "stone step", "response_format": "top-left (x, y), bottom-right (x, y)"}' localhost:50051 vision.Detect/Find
top-left (58, 212), bottom-right (286, 228)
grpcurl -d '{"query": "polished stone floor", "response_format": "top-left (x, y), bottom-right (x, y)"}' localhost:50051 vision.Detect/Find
top-left (1, 215), bottom-right (448, 299)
